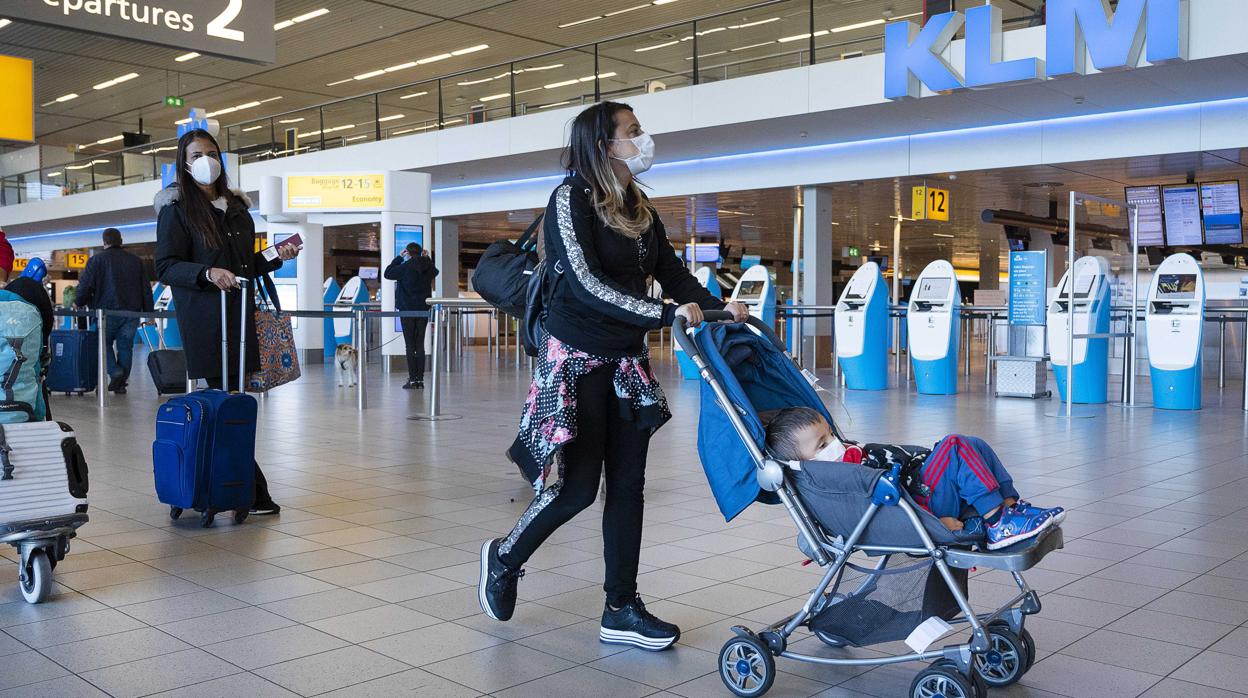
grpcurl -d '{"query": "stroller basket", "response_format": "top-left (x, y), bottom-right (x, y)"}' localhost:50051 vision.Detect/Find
top-left (811, 556), bottom-right (966, 647)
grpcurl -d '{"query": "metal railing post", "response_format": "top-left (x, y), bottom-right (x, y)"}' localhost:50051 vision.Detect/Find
top-left (96, 309), bottom-right (108, 407)
top-left (429, 307), bottom-right (442, 415)
top-left (1242, 318), bottom-right (1248, 412)
top-left (1219, 317), bottom-right (1227, 389)
top-left (355, 309), bottom-right (367, 411)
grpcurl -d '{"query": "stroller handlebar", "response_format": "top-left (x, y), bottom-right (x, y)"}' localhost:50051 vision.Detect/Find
top-left (671, 309), bottom-right (787, 362)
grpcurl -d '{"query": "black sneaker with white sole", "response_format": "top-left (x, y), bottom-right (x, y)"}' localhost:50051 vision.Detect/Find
top-left (600, 595), bottom-right (680, 651)
top-left (478, 538), bottom-right (524, 621)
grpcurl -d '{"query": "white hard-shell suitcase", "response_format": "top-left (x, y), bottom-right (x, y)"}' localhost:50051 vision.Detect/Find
top-left (0, 421), bottom-right (89, 603)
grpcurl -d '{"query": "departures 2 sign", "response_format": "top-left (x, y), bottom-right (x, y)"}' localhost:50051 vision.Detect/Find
top-left (5, 0), bottom-right (275, 64)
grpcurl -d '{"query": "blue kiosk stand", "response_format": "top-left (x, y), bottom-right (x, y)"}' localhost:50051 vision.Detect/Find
top-left (834, 261), bottom-right (888, 390)
top-left (332, 277), bottom-right (368, 349)
top-left (730, 265), bottom-right (776, 328)
top-left (1146, 253), bottom-right (1205, 410)
top-left (1047, 256), bottom-right (1112, 403)
top-left (322, 277), bottom-right (342, 360)
top-left (138, 284), bottom-right (182, 349)
top-left (676, 267), bottom-right (722, 380)
top-left (907, 260), bottom-right (961, 395)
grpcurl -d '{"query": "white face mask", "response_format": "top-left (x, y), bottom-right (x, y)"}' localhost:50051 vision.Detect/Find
top-left (610, 133), bottom-right (655, 176)
top-left (187, 155), bottom-right (222, 186)
top-left (813, 437), bottom-right (847, 462)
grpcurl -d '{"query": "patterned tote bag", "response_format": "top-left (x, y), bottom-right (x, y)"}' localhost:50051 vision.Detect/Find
top-left (249, 274), bottom-right (301, 392)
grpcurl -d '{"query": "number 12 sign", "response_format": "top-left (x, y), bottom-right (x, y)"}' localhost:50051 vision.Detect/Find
top-left (911, 185), bottom-right (951, 222)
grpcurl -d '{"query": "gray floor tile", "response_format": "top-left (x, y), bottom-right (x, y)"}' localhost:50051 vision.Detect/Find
top-left (317, 667), bottom-right (481, 697)
top-left (1060, 629), bottom-right (1202, 675)
top-left (3, 608), bottom-right (145, 649)
top-left (308, 604), bottom-right (441, 643)
top-left (40, 626), bottom-right (189, 673)
top-left (1172, 650), bottom-right (1248, 693)
top-left (363, 621), bottom-right (507, 666)
top-left (422, 642), bottom-right (574, 693)
top-left (495, 665), bottom-right (655, 698)
top-left (157, 607), bottom-right (295, 646)
top-left (0, 675), bottom-right (110, 698)
top-left (202, 624), bottom-right (349, 670)
top-left (145, 672), bottom-right (300, 697)
top-left (258, 587), bottom-right (387, 623)
top-left (0, 651), bottom-right (69, 691)
top-left (1106, 609), bottom-right (1236, 649)
top-left (77, 648), bottom-right (238, 698)
top-left (253, 645), bottom-right (411, 696)
top-left (1020, 653), bottom-right (1162, 697)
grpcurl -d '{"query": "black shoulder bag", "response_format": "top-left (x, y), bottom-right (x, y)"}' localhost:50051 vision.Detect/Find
top-left (471, 214), bottom-right (543, 319)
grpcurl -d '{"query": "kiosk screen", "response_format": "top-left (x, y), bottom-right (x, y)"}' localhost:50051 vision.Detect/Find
top-left (1058, 274), bottom-right (1096, 300)
top-left (916, 277), bottom-right (951, 302)
top-left (843, 274), bottom-right (871, 300)
top-left (1157, 274), bottom-right (1197, 299)
top-left (736, 280), bottom-right (766, 300)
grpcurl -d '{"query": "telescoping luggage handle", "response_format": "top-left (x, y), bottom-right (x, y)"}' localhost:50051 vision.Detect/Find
top-left (219, 279), bottom-right (249, 394)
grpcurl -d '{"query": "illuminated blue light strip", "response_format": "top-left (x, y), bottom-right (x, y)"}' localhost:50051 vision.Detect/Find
top-left (11, 210), bottom-right (262, 243)
top-left (22, 93), bottom-right (1248, 237)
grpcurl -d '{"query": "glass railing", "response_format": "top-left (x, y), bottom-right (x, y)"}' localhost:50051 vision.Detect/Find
top-left (2, 0), bottom-right (1041, 206)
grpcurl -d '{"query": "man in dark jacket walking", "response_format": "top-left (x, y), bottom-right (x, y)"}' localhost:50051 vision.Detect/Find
top-left (76, 228), bottom-right (153, 393)
top-left (384, 243), bottom-right (438, 389)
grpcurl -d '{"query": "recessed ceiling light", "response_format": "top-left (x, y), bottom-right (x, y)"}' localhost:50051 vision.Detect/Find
top-left (93, 72), bottom-right (139, 90)
top-left (46, 171), bottom-right (62, 177)
top-left (452, 45), bottom-right (489, 56)
top-left (241, 125), bottom-right (265, 132)
top-left (39, 93), bottom-right (79, 107)
top-left (174, 52), bottom-right (200, 62)
top-left (95, 135), bottom-right (124, 145)
top-left (378, 114), bottom-right (404, 122)
top-left (0, 19), bottom-right (11, 30)
top-left (279, 118), bottom-right (304, 124)
top-left (399, 91), bottom-right (429, 100)
top-left (276, 8), bottom-right (329, 30)
top-left (831, 19), bottom-right (885, 33)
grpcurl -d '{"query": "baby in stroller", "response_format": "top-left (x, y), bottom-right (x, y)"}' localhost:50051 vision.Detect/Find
top-left (764, 407), bottom-right (1064, 551)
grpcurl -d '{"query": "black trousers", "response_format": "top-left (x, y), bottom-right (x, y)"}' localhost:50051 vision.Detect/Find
top-left (400, 316), bottom-right (429, 382)
top-left (205, 377), bottom-right (275, 507)
top-left (499, 367), bottom-right (651, 606)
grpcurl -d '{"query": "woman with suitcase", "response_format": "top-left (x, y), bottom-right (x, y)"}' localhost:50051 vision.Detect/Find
top-left (154, 128), bottom-right (300, 516)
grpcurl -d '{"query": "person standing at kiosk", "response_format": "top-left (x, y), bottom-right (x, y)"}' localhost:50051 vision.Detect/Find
top-left (384, 243), bottom-right (438, 389)
top-left (477, 101), bottom-right (748, 651)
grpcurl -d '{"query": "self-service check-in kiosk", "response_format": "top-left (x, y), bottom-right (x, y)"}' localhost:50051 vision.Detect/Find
top-left (139, 284), bottom-right (182, 349)
top-left (908, 260), bottom-right (961, 395)
top-left (1047, 256), bottom-right (1112, 404)
top-left (835, 261), bottom-right (888, 390)
top-left (730, 265), bottom-right (775, 328)
top-left (332, 277), bottom-right (368, 349)
top-left (1146, 253), bottom-right (1205, 410)
top-left (676, 268), bottom-right (723, 380)
top-left (322, 277), bottom-right (342, 360)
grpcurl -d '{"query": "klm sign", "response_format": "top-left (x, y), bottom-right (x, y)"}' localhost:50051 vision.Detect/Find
top-left (884, 0), bottom-right (1189, 100)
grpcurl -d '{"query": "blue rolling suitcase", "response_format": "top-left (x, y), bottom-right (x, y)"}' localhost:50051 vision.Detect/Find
top-left (152, 283), bottom-right (256, 527)
top-left (47, 329), bottom-right (98, 395)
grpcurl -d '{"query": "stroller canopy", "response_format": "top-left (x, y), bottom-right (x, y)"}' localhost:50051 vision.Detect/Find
top-left (695, 323), bottom-right (835, 521)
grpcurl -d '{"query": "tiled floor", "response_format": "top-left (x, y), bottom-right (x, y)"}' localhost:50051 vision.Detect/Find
top-left (1, 346), bottom-right (1247, 697)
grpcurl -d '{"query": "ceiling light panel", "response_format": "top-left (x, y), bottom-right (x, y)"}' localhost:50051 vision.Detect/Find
top-left (174, 52), bottom-right (200, 62)
top-left (275, 8), bottom-right (329, 30)
top-left (92, 72), bottom-right (139, 90)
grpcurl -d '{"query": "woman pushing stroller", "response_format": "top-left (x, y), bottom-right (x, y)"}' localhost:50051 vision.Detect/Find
top-left (765, 407), bottom-right (1064, 550)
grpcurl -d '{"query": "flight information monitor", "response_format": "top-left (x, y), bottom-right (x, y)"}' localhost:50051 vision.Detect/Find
top-left (1161, 184), bottom-right (1204, 246)
top-left (916, 277), bottom-right (951, 302)
top-left (1199, 180), bottom-right (1244, 245)
top-left (1124, 185), bottom-right (1165, 246)
top-left (1157, 273), bottom-right (1197, 299)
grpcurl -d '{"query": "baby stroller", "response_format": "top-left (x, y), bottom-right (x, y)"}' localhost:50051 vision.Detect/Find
top-left (675, 312), bottom-right (1062, 698)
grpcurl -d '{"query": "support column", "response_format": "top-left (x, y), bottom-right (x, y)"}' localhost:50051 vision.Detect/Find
top-left (434, 218), bottom-right (460, 300)
top-left (801, 186), bottom-right (834, 367)
top-left (978, 231), bottom-right (1001, 290)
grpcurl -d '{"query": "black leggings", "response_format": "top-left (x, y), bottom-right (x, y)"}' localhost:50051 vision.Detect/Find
top-left (205, 377), bottom-right (275, 507)
top-left (499, 367), bottom-right (651, 606)
top-left (400, 317), bottom-right (429, 381)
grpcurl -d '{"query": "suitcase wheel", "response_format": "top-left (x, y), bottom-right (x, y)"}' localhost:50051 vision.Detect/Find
top-left (201, 510), bottom-right (216, 528)
top-left (19, 549), bottom-right (52, 604)
top-left (169, 507), bottom-right (183, 521)
top-left (234, 510), bottom-right (249, 525)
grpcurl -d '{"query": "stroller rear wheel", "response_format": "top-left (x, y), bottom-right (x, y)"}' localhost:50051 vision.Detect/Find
top-left (718, 634), bottom-right (775, 697)
top-left (975, 625), bottom-right (1030, 686)
top-left (19, 549), bottom-right (52, 604)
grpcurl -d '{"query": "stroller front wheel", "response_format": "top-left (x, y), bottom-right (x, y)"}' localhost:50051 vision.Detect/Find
top-left (911, 664), bottom-right (981, 698)
top-left (718, 634), bottom-right (776, 697)
top-left (974, 625), bottom-right (1029, 686)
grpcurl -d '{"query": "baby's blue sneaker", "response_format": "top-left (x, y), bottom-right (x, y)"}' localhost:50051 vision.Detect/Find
top-left (1016, 500), bottom-right (1066, 525)
top-left (986, 507), bottom-right (1057, 551)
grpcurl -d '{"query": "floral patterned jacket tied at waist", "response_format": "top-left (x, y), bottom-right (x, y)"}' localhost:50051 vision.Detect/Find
top-left (507, 333), bottom-right (671, 491)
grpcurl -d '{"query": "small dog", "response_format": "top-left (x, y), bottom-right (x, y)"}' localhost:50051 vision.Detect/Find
top-left (335, 344), bottom-right (359, 387)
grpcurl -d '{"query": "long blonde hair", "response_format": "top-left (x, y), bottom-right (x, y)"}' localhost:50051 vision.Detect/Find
top-left (564, 102), bottom-right (654, 239)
